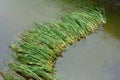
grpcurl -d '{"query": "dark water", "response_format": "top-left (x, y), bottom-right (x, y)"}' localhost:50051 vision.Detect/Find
top-left (0, 0), bottom-right (120, 80)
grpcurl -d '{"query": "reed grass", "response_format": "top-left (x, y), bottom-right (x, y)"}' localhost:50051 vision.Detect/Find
top-left (1, 5), bottom-right (106, 80)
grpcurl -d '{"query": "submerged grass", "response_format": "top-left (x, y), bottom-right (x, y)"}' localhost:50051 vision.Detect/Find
top-left (0, 5), bottom-right (106, 80)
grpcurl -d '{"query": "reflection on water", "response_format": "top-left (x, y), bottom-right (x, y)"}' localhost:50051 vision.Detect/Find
top-left (104, 7), bottom-right (120, 40)
top-left (89, 0), bottom-right (120, 39)
top-left (0, 0), bottom-right (120, 80)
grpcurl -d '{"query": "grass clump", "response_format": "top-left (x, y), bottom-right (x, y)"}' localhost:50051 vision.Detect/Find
top-left (0, 6), bottom-right (106, 80)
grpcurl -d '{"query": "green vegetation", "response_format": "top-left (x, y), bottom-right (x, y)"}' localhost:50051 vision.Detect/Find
top-left (0, 6), bottom-right (105, 80)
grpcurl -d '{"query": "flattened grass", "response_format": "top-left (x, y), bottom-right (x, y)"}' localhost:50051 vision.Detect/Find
top-left (1, 6), bottom-right (105, 80)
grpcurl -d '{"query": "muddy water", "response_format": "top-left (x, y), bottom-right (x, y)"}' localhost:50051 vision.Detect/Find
top-left (0, 0), bottom-right (120, 80)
